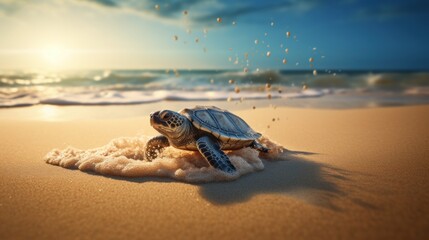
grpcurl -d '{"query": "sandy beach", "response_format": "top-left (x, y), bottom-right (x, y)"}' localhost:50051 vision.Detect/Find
top-left (0, 104), bottom-right (428, 239)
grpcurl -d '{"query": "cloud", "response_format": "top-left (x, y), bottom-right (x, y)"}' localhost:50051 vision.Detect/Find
top-left (77, 0), bottom-right (323, 25)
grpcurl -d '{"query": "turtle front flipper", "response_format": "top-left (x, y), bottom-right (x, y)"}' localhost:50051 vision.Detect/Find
top-left (196, 136), bottom-right (236, 174)
top-left (145, 135), bottom-right (170, 161)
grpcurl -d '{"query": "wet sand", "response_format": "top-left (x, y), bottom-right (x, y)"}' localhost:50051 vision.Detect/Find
top-left (1, 104), bottom-right (428, 239)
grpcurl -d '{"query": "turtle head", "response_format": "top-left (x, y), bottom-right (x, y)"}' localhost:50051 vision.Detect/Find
top-left (150, 110), bottom-right (188, 137)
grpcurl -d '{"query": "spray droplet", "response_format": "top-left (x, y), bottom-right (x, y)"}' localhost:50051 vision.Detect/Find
top-left (266, 83), bottom-right (271, 89)
top-left (195, 38), bottom-right (199, 43)
top-left (285, 48), bottom-right (289, 54)
top-left (243, 67), bottom-right (249, 73)
top-left (278, 89), bottom-right (282, 94)
top-left (229, 79), bottom-right (235, 84)
top-left (234, 86), bottom-right (240, 93)
top-left (267, 94), bottom-right (272, 99)
top-left (264, 32), bottom-right (268, 36)
top-left (203, 28), bottom-right (208, 34)
top-left (217, 17), bottom-right (222, 23)
top-left (155, 4), bottom-right (160, 10)
top-left (252, 106), bottom-right (256, 109)
top-left (309, 57), bottom-right (314, 63)
top-left (303, 84), bottom-right (308, 90)
top-left (173, 35), bottom-right (178, 41)
top-left (266, 51), bottom-right (271, 57)
top-left (254, 39), bottom-right (259, 45)
top-left (228, 57), bottom-right (232, 62)
top-left (227, 97), bottom-right (232, 102)
top-left (282, 58), bottom-right (287, 64)
top-left (232, 21), bottom-right (236, 25)
top-left (256, 68), bottom-right (260, 72)
top-left (313, 47), bottom-right (317, 51)
top-left (286, 32), bottom-right (291, 38)
top-left (296, 62), bottom-right (299, 66)
top-left (270, 21), bottom-right (274, 27)
top-left (267, 125), bottom-right (270, 129)
top-left (183, 10), bottom-right (188, 15)
top-left (280, 44), bottom-right (283, 48)
top-left (272, 118), bottom-right (276, 122)
top-left (210, 79), bottom-right (214, 84)
top-left (313, 69), bottom-right (317, 76)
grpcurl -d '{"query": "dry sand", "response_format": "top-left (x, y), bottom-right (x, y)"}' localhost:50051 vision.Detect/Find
top-left (1, 104), bottom-right (429, 239)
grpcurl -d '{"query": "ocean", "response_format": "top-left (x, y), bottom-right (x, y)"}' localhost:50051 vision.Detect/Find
top-left (1, 69), bottom-right (428, 108)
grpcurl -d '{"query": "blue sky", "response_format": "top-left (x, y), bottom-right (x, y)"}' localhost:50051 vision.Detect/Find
top-left (0, 0), bottom-right (428, 70)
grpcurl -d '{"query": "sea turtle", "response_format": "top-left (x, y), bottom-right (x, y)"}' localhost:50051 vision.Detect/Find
top-left (145, 106), bottom-right (269, 174)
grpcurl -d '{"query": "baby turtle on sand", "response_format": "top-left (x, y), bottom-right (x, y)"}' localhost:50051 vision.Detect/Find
top-left (146, 106), bottom-right (269, 173)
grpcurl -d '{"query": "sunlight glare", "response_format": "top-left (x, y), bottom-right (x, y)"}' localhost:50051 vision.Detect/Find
top-left (41, 45), bottom-right (70, 68)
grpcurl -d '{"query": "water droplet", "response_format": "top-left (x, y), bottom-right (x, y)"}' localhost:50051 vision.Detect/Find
top-left (309, 57), bottom-right (314, 63)
top-left (155, 4), bottom-right (160, 10)
top-left (266, 83), bottom-right (271, 89)
top-left (286, 32), bottom-right (291, 38)
top-left (264, 32), bottom-right (268, 36)
top-left (266, 51), bottom-right (271, 57)
top-left (203, 28), bottom-right (208, 34)
top-left (229, 79), bottom-right (235, 84)
top-left (282, 58), bottom-right (287, 64)
top-left (254, 39), bottom-right (259, 45)
top-left (313, 69), bottom-right (317, 76)
top-left (234, 86), bottom-right (240, 93)
top-left (278, 89), bottom-right (282, 94)
top-left (270, 21), bottom-right (274, 27)
top-left (313, 47), bottom-right (317, 51)
top-left (232, 21), bottom-right (236, 25)
top-left (217, 17), bottom-right (222, 23)
top-left (173, 35), bottom-right (178, 41)
top-left (252, 106), bottom-right (256, 109)
top-left (228, 57), bottom-right (232, 62)
top-left (195, 38), bottom-right (199, 43)
top-left (303, 84), bottom-right (308, 90)
top-left (272, 118), bottom-right (276, 122)
top-left (267, 125), bottom-right (270, 129)
top-left (210, 79), bottom-right (214, 84)
top-left (256, 68), bottom-right (260, 72)
top-left (183, 10), bottom-right (188, 15)
top-left (243, 67), bottom-right (249, 73)
top-left (267, 94), bottom-right (272, 99)
top-left (280, 44), bottom-right (283, 48)
top-left (285, 48), bottom-right (289, 54)
top-left (227, 97), bottom-right (232, 102)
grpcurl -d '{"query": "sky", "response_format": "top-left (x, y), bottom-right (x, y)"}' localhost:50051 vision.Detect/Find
top-left (0, 0), bottom-right (428, 70)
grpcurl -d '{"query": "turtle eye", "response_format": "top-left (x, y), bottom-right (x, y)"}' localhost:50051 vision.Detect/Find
top-left (160, 111), bottom-right (172, 120)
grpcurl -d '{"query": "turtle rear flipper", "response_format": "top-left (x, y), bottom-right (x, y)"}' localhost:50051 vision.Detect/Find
top-left (196, 136), bottom-right (236, 174)
top-left (250, 140), bottom-right (270, 153)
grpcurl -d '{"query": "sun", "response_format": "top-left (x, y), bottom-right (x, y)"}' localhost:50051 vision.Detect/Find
top-left (41, 45), bottom-right (70, 68)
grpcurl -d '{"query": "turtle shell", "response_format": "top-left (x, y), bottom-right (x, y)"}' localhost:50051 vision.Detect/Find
top-left (180, 106), bottom-right (261, 141)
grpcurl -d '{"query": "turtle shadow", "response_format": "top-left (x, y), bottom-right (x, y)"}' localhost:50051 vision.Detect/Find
top-left (197, 149), bottom-right (375, 210)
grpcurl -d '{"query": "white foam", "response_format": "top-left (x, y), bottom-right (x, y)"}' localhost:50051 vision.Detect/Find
top-left (44, 136), bottom-right (287, 183)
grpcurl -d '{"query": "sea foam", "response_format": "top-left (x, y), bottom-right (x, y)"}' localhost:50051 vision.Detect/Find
top-left (44, 136), bottom-right (287, 182)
